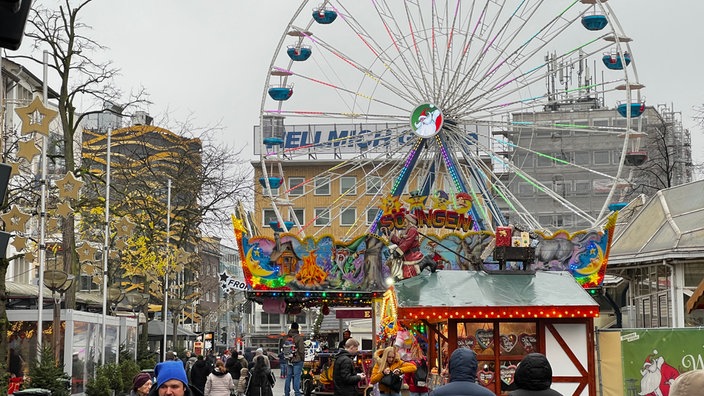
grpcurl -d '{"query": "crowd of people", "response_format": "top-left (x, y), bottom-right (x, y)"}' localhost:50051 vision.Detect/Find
top-left (129, 321), bottom-right (704, 396)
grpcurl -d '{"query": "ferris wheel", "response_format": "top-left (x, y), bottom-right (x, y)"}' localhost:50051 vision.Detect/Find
top-left (258, 0), bottom-right (643, 239)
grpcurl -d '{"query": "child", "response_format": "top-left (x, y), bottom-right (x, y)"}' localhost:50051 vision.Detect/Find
top-left (237, 367), bottom-right (249, 396)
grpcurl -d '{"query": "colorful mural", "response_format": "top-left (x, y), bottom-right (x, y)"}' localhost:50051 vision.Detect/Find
top-left (234, 196), bottom-right (617, 293)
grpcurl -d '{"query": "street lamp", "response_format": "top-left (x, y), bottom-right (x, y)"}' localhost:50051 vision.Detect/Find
top-left (168, 298), bottom-right (185, 352)
top-left (43, 269), bottom-right (74, 363)
top-left (125, 290), bottom-right (150, 360)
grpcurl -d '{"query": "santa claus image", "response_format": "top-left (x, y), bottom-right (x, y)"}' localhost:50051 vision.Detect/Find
top-left (639, 350), bottom-right (679, 396)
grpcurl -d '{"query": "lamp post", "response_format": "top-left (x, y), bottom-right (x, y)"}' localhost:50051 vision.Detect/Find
top-left (106, 286), bottom-right (124, 364)
top-left (168, 298), bottom-right (185, 352)
top-left (125, 290), bottom-right (150, 361)
top-left (43, 270), bottom-right (74, 363)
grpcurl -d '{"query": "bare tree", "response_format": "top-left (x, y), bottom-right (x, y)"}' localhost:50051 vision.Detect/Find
top-left (79, 121), bottom-right (252, 346)
top-left (7, 0), bottom-right (148, 310)
top-left (625, 106), bottom-right (696, 198)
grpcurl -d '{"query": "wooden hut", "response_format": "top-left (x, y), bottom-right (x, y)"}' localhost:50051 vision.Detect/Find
top-left (394, 270), bottom-right (599, 396)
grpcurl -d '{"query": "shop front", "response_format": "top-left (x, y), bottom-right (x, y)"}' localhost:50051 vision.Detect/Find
top-left (394, 270), bottom-right (599, 396)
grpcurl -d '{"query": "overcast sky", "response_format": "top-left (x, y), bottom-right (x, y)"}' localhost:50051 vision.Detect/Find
top-left (22, 1), bottom-right (704, 167)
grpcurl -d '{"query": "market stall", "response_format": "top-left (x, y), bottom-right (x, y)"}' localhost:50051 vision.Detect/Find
top-left (393, 270), bottom-right (599, 396)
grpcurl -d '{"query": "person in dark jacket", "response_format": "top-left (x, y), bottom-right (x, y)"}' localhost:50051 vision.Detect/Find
top-left (226, 350), bottom-right (243, 380)
top-left (246, 355), bottom-right (274, 396)
top-left (509, 353), bottom-right (563, 396)
top-left (189, 355), bottom-right (210, 395)
top-left (333, 338), bottom-right (366, 396)
top-left (430, 349), bottom-right (493, 396)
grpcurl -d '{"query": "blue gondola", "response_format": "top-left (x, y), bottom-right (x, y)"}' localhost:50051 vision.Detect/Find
top-left (287, 45), bottom-right (312, 61)
top-left (268, 86), bottom-right (293, 101)
top-left (617, 103), bottom-right (644, 118)
top-left (602, 52), bottom-right (631, 70)
top-left (581, 15), bottom-right (608, 31)
top-left (259, 177), bottom-right (283, 189)
top-left (608, 202), bottom-right (628, 212)
top-left (269, 221), bottom-right (294, 232)
top-left (263, 137), bottom-right (285, 146)
top-left (312, 8), bottom-right (337, 24)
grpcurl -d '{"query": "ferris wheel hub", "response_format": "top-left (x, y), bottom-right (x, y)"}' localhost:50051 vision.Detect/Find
top-left (410, 104), bottom-right (444, 139)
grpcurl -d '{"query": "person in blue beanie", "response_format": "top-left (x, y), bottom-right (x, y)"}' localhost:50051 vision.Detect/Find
top-left (430, 349), bottom-right (493, 396)
top-left (149, 360), bottom-right (192, 396)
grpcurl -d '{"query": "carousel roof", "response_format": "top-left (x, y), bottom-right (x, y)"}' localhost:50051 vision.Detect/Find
top-left (608, 179), bottom-right (704, 265)
top-left (394, 270), bottom-right (598, 320)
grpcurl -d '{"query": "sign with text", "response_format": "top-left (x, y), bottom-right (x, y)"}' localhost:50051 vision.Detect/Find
top-left (336, 309), bottom-right (372, 319)
top-left (253, 122), bottom-right (488, 156)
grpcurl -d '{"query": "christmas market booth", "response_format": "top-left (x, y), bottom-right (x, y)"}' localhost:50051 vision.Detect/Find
top-left (392, 270), bottom-right (599, 396)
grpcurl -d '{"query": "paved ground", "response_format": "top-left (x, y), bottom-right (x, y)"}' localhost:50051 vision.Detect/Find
top-left (273, 369), bottom-right (287, 396)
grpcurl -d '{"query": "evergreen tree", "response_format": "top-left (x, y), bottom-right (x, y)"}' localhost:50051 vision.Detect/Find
top-left (27, 346), bottom-right (70, 396)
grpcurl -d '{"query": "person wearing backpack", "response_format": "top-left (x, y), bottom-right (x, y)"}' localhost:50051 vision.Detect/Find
top-left (403, 357), bottom-right (429, 396)
top-left (283, 322), bottom-right (306, 396)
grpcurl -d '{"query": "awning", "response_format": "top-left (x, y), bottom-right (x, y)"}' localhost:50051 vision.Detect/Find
top-left (394, 270), bottom-right (599, 320)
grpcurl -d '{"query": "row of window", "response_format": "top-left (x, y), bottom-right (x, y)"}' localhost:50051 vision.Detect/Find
top-left (514, 117), bottom-right (648, 136)
top-left (517, 150), bottom-right (624, 168)
top-left (263, 207), bottom-right (379, 227)
top-left (517, 178), bottom-right (614, 197)
top-left (264, 176), bottom-right (382, 196)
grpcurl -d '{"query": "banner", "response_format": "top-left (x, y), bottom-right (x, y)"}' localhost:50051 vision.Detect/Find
top-left (620, 328), bottom-right (704, 396)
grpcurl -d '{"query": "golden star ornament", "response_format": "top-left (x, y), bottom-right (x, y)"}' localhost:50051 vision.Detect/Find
top-left (55, 171), bottom-right (84, 200)
top-left (0, 205), bottom-right (31, 233)
top-left (17, 140), bottom-right (41, 162)
top-left (15, 96), bottom-right (58, 136)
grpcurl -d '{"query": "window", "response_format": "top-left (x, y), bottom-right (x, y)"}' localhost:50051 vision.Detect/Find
top-left (572, 120), bottom-right (589, 135)
top-left (315, 176), bottom-right (330, 195)
top-left (288, 177), bottom-right (305, 196)
top-left (536, 155), bottom-right (553, 167)
top-left (366, 208), bottom-right (379, 225)
top-left (573, 151), bottom-right (590, 165)
top-left (289, 208), bottom-right (304, 224)
top-left (574, 180), bottom-right (590, 195)
top-left (593, 150), bottom-right (611, 165)
top-left (552, 175), bottom-right (565, 197)
top-left (263, 209), bottom-right (278, 227)
top-left (366, 176), bottom-right (382, 195)
top-left (340, 208), bottom-right (356, 226)
top-left (314, 208), bottom-right (330, 226)
top-left (289, 313), bottom-right (306, 325)
top-left (340, 176), bottom-right (357, 195)
top-left (260, 312), bottom-right (281, 325)
top-left (518, 182), bottom-right (534, 196)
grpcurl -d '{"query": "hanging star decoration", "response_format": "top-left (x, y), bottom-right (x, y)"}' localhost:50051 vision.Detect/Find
top-left (24, 251), bottom-right (35, 263)
top-left (81, 263), bottom-right (96, 275)
top-left (77, 242), bottom-right (97, 262)
top-left (175, 248), bottom-right (189, 265)
top-left (114, 238), bottom-right (127, 250)
top-left (46, 217), bottom-right (60, 232)
top-left (17, 140), bottom-right (41, 162)
top-left (114, 216), bottom-right (136, 238)
top-left (12, 235), bottom-right (27, 251)
top-left (55, 202), bottom-right (74, 217)
top-left (8, 161), bottom-right (20, 177)
top-left (0, 205), bottom-right (31, 233)
top-left (55, 171), bottom-right (84, 201)
top-left (14, 96), bottom-right (58, 136)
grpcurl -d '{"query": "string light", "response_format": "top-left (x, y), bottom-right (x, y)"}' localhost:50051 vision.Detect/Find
top-left (396, 305), bottom-right (599, 320)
